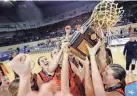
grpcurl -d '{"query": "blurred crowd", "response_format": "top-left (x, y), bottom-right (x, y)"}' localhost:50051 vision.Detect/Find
top-left (0, 10), bottom-right (137, 48)
top-left (0, 12), bottom-right (91, 47)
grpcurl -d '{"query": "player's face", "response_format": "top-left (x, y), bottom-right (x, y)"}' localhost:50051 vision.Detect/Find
top-left (2, 76), bottom-right (10, 87)
top-left (102, 66), bottom-right (120, 85)
top-left (39, 57), bottom-right (49, 67)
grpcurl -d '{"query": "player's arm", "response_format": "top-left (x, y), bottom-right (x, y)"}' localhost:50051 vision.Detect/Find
top-left (61, 42), bottom-right (70, 94)
top-left (70, 62), bottom-right (84, 81)
top-left (74, 56), bottom-right (95, 96)
top-left (48, 49), bottom-right (63, 73)
top-left (7, 54), bottom-right (32, 96)
top-left (84, 57), bottom-right (95, 96)
top-left (97, 41), bottom-right (107, 73)
top-left (48, 25), bottom-right (71, 73)
top-left (86, 40), bottom-right (106, 96)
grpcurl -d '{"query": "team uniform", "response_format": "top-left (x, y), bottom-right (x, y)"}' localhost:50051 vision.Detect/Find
top-left (53, 65), bottom-right (83, 96)
top-left (38, 69), bottom-right (53, 83)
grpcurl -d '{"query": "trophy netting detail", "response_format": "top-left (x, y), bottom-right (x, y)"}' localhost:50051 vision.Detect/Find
top-left (91, 0), bottom-right (124, 29)
top-left (81, 0), bottom-right (124, 45)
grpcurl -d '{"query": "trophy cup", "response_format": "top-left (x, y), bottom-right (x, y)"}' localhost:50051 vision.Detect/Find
top-left (70, 0), bottom-right (124, 63)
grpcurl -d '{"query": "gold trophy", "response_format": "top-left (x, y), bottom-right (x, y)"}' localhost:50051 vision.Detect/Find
top-left (70, 0), bottom-right (124, 63)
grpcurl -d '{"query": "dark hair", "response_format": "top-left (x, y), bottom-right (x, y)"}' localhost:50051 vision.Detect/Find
top-left (109, 64), bottom-right (126, 91)
top-left (38, 56), bottom-right (46, 65)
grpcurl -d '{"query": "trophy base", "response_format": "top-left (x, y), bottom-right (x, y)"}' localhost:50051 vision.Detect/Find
top-left (70, 27), bottom-right (98, 58)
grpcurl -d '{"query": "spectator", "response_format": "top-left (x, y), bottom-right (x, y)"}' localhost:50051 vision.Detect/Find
top-left (123, 33), bottom-right (137, 75)
top-left (16, 47), bottom-right (20, 54)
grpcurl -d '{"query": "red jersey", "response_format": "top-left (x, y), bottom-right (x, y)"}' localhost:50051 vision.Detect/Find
top-left (53, 65), bottom-right (81, 96)
top-left (38, 69), bottom-right (53, 83)
top-left (116, 88), bottom-right (125, 96)
top-left (53, 67), bottom-right (61, 90)
top-left (73, 75), bottom-right (85, 96)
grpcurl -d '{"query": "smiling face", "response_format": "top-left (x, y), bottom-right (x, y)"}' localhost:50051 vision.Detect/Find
top-left (38, 56), bottom-right (49, 67)
top-left (2, 76), bottom-right (10, 87)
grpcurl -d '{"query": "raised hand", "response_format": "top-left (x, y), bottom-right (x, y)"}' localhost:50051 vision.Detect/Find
top-left (65, 25), bottom-right (71, 35)
top-left (95, 26), bottom-right (105, 39)
top-left (7, 54), bottom-right (31, 77)
top-left (74, 56), bottom-right (90, 66)
top-left (86, 39), bottom-right (102, 56)
top-left (61, 41), bottom-right (70, 53)
top-left (65, 25), bottom-right (71, 41)
top-left (51, 49), bottom-right (60, 58)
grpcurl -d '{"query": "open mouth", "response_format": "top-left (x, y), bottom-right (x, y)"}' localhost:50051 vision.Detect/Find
top-left (44, 63), bottom-right (48, 65)
top-left (7, 82), bottom-right (10, 85)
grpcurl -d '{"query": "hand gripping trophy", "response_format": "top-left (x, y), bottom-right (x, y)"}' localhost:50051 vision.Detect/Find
top-left (70, 0), bottom-right (124, 62)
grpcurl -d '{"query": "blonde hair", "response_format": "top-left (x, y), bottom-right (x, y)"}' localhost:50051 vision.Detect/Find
top-left (8, 79), bottom-right (20, 96)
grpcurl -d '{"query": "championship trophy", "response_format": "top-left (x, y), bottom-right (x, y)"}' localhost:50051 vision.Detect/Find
top-left (70, 0), bottom-right (124, 63)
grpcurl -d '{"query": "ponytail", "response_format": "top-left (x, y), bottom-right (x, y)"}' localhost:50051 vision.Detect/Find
top-left (121, 79), bottom-right (126, 91)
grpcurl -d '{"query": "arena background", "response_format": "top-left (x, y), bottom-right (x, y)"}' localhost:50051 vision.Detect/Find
top-left (0, 1), bottom-right (137, 85)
